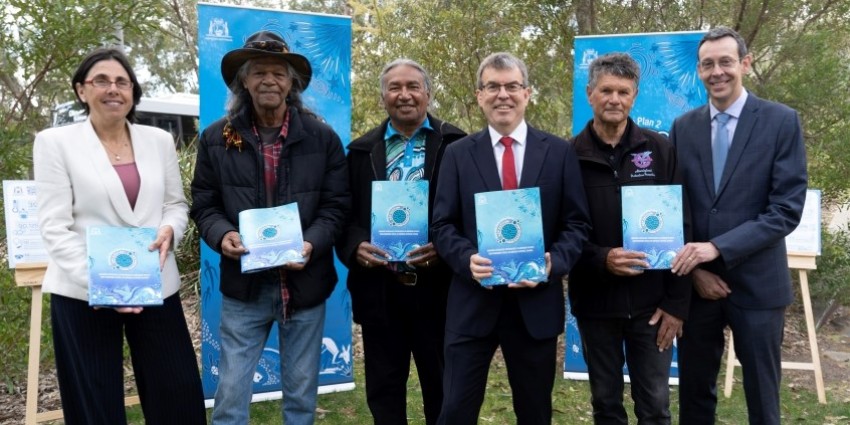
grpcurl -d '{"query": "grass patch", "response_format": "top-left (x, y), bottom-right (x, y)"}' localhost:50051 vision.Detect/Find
top-left (118, 349), bottom-right (850, 424)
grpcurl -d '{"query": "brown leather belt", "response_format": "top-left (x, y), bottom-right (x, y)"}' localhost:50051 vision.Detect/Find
top-left (395, 272), bottom-right (417, 286)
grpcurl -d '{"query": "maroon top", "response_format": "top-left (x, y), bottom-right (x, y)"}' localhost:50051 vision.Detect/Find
top-left (113, 162), bottom-right (140, 209)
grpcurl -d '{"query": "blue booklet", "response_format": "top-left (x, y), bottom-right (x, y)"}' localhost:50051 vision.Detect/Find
top-left (87, 226), bottom-right (162, 307)
top-left (474, 188), bottom-right (547, 286)
top-left (621, 185), bottom-right (684, 269)
top-left (239, 202), bottom-right (305, 273)
top-left (371, 180), bottom-right (429, 262)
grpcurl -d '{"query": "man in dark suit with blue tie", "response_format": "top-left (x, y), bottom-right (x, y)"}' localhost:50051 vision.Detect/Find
top-left (432, 52), bottom-right (591, 425)
top-left (669, 27), bottom-right (807, 425)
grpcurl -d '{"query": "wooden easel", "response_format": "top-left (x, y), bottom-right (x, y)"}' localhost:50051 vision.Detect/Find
top-left (723, 253), bottom-right (826, 403)
top-left (17, 263), bottom-right (140, 424)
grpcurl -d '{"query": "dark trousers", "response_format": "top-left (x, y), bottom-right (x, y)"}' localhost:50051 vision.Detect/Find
top-left (361, 283), bottom-right (446, 425)
top-left (51, 293), bottom-right (206, 425)
top-left (577, 314), bottom-right (673, 425)
top-left (678, 295), bottom-right (786, 425)
top-left (437, 291), bottom-right (556, 425)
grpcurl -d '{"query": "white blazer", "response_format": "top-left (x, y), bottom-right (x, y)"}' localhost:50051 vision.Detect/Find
top-left (33, 119), bottom-right (188, 301)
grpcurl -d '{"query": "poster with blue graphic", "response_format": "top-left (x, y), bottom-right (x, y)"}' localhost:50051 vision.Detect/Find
top-left (565, 31), bottom-right (707, 382)
top-left (622, 185), bottom-right (684, 270)
top-left (198, 3), bottom-right (353, 401)
top-left (371, 181), bottom-right (429, 262)
top-left (572, 31), bottom-right (706, 137)
top-left (474, 188), bottom-right (546, 286)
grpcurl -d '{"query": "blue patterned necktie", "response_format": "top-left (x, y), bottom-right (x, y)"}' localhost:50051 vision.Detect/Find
top-left (712, 112), bottom-right (731, 191)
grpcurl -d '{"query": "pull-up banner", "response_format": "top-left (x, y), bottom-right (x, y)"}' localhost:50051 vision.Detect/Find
top-left (197, 2), bottom-right (354, 403)
top-left (566, 31), bottom-right (707, 382)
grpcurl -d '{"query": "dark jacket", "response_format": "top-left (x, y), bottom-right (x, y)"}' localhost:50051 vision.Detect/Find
top-left (568, 118), bottom-right (691, 320)
top-left (190, 106), bottom-right (350, 308)
top-left (336, 114), bottom-right (466, 325)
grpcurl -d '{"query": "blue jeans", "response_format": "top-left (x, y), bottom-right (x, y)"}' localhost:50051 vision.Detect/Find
top-left (212, 282), bottom-right (326, 425)
top-left (577, 314), bottom-right (673, 425)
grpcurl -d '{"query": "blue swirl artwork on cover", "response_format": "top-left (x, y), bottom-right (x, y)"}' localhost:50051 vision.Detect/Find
top-left (474, 188), bottom-right (546, 286)
top-left (371, 180), bottom-right (429, 261)
top-left (621, 184), bottom-right (684, 269)
top-left (86, 226), bottom-right (162, 306)
top-left (238, 202), bottom-right (305, 273)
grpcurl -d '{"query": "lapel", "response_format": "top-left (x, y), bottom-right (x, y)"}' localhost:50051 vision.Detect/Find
top-left (519, 126), bottom-right (547, 188)
top-left (369, 122), bottom-right (389, 180)
top-left (716, 94), bottom-right (759, 196)
top-left (469, 129), bottom-right (502, 192)
top-left (692, 106), bottom-right (716, 198)
top-left (83, 119), bottom-right (140, 226)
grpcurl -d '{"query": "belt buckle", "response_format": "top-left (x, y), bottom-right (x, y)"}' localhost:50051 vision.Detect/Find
top-left (398, 272), bottom-right (417, 286)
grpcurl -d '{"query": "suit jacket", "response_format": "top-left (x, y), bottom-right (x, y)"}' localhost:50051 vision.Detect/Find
top-left (670, 92), bottom-right (807, 309)
top-left (432, 125), bottom-right (591, 340)
top-left (34, 119), bottom-right (189, 302)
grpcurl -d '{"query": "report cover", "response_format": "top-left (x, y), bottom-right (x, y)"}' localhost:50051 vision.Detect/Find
top-left (621, 184), bottom-right (684, 269)
top-left (474, 188), bottom-right (547, 286)
top-left (239, 202), bottom-right (305, 273)
top-left (371, 180), bottom-right (429, 262)
top-left (87, 226), bottom-right (162, 307)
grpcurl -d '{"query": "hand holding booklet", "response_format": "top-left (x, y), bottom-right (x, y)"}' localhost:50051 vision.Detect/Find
top-left (474, 188), bottom-right (547, 286)
top-left (239, 202), bottom-right (305, 273)
top-left (87, 226), bottom-right (162, 307)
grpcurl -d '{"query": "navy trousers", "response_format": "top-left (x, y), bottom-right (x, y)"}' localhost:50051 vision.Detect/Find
top-left (51, 293), bottom-right (206, 425)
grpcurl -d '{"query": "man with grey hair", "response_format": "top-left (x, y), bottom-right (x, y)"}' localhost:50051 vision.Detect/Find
top-left (191, 30), bottom-right (349, 424)
top-left (337, 58), bottom-right (465, 425)
top-left (432, 52), bottom-right (591, 424)
top-left (569, 52), bottom-right (690, 425)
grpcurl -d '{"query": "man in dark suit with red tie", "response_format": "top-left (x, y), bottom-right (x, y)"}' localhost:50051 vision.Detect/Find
top-left (669, 27), bottom-right (807, 425)
top-left (431, 52), bottom-right (591, 425)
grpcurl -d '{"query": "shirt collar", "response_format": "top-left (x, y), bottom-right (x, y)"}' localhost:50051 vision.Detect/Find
top-left (489, 120), bottom-right (528, 148)
top-left (384, 116), bottom-right (433, 141)
top-left (710, 89), bottom-right (748, 120)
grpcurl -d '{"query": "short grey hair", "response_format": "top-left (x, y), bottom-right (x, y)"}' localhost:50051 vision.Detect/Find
top-left (476, 52), bottom-right (529, 89)
top-left (379, 59), bottom-right (432, 95)
top-left (587, 53), bottom-right (640, 90)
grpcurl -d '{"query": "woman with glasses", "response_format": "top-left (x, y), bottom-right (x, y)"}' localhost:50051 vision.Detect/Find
top-left (33, 47), bottom-right (205, 424)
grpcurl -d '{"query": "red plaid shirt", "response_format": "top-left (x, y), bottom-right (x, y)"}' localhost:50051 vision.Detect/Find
top-left (255, 108), bottom-right (293, 319)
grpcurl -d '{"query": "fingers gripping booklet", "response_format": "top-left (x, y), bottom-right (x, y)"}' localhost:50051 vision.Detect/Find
top-left (238, 202), bottom-right (306, 273)
top-left (474, 188), bottom-right (547, 286)
top-left (87, 226), bottom-right (162, 307)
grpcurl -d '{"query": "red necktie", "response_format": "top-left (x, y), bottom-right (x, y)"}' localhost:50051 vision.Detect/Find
top-left (500, 136), bottom-right (518, 190)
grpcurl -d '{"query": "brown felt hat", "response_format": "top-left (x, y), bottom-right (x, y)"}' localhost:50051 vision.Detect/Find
top-left (220, 30), bottom-right (312, 91)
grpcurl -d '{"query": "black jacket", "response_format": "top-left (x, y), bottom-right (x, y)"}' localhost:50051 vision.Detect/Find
top-left (336, 115), bottom-right (466, 325)
top-left (190, 106), bottom-right (350, 308)
top-left (568, 118), bottom-right (691, 320)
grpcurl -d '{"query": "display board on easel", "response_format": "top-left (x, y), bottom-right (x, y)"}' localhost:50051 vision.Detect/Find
top-left (723, 189), bottom-right (826, 403)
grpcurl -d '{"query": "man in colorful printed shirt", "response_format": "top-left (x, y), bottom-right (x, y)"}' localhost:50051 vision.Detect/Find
top-left (336, 59), bottom-right (466, 425)
top-left (568, 52), bottom-right (691, 425)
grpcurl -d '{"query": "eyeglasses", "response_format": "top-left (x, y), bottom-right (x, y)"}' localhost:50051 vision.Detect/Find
top-left (85, 77), bottom-right (134, 90)
top-left (698, 58), bottom-right (739, 71)
top-left (480, 82), bottom-right (527, 94)
top-left (245, 40), bottom-right (290, 53)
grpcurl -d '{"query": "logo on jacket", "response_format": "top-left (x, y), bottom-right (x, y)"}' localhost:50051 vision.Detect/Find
top-left (631, 151), bottom-right (653, 168)
top-left (629, 150), bottom-right (657, 179)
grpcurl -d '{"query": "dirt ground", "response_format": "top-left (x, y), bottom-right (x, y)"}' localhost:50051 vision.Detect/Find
top-left (1, 295), bottom-right (848, 424)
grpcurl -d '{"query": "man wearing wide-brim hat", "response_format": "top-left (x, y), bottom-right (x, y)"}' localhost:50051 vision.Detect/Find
top-left (190, 30), bottom-right (350, 425)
